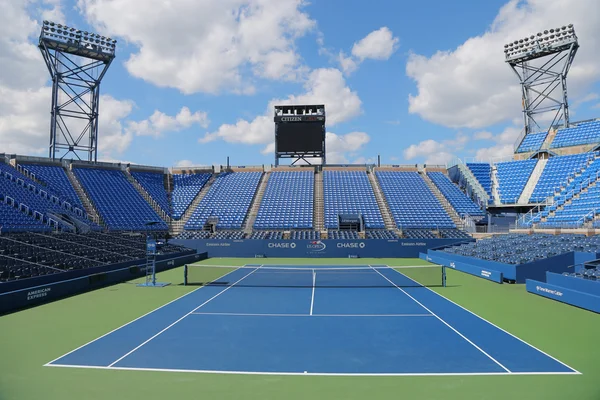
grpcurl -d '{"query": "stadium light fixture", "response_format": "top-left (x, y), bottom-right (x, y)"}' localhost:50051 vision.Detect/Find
top-left (504, 24), bottom-right (577, 63)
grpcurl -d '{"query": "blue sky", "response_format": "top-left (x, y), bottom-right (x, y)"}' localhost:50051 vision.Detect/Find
top-left (2, 0), bottom-right (600, 168)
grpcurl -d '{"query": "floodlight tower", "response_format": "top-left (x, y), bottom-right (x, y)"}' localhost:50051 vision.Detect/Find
top-left (504, 24), bottom-right (578, 138)
top-left (39, 21), bottom-right (117, 161)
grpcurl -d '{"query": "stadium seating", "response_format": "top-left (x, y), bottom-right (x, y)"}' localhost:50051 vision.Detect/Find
top-left (441, 234), bottom-right (600, 265)
top-left (323, 171), bottom-right (384, 229)
top-left (185, 171), bottom-right (262, 230)
top-left (516, 132), bottom-right (548, 153)
top-left (0, 201), bottom-right (51, 232)
top-left (403, 229), bottom-right (437, 239)
top-left (0, 164), bottom-right (94, 231)
top-left (529, 153), bottom-right (592, 203)
top-left (466, 163), bottom-right (492, 198)
top-left (366, 230), bottom-right (398, 239)
top-left (328, 230), bottom-right (359, 240)
top-left (495, 159), bottom-right (538, 203)
top-left (290, 230), bottom-right (319, 240)
top-left (23, 164), bottom-right (83, 209)
top-left (131, 171), bottom-right (170, 215)
top-left (254, 171), bottom-right (313, 229)
top-left (171, 173), bottom-right (212, 219)
top-left (551, 120), bottom-right (600, 148)
top-left (0, 232), bottom-right (186, 282)
top-left (74, 168), bottom-right (167, 231)
top-left (427, 172), bottom-right (484, 217)
top-left (376, 171), bottom-right (454, 229)
top-left (250, 231), bottom-right (284, 240)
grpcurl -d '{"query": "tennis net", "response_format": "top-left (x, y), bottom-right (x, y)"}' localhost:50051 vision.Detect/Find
top-left (183, 264), bottom-right (446, 288)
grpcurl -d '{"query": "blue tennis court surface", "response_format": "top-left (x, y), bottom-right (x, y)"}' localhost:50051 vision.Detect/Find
top-left (46, 265), bottom-right (579, 375)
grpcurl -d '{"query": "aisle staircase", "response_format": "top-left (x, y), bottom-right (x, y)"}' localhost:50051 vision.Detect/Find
top-left (125, 169), bottom-right (171, 223)
top-left (419, 171), bottom-right (463, 229)
top-left (170, 174), bottom-right (217, 235)
top-left (491, 166), bottom-right (501, 204)
top-left (367, 170), bottom-right (396, 230)
top-left (64, 165), bottom-right (103, 226)
top-left (518, 158), bottom-right (546, 204)
top-left (242, 172), bottom-right (271, 234)
top-left (313, 169), bottom-right (324, 232)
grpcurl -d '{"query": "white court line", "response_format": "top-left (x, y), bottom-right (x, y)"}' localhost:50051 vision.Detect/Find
top-left (44, 266), bottom-right (247, 367)
top-left (189, 312), bottom-right (434, 317)
top-left (45, 363), bottom-right (580, 376)
top-left (389, 266), bottom-right (582, 374)
top-left (310, 269), bottom-right (316, 315)
top-left (369, 265), bottom-right (512, 373)
top-left (106, 266), bottom-right (261, 368)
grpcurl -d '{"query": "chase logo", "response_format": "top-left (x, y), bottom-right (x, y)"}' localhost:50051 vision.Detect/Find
top-left (449, 262), bottom-right (456, 269)
top-left (307, 240), bottom-right (327, 251)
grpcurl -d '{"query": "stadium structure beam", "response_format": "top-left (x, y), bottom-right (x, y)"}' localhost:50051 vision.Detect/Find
top-left (504, 24), bottom-right (578, 147)
top-left (39, 20), bottom-right (116, 162)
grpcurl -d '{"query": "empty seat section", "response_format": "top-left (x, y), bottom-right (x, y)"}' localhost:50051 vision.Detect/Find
top-left (323, 171), bottom-right (384, 229)
top-left (131, 171), bottom-right (170, 215)
top-left (466, 163), bottom-right (492, 197)
top-left (185, 171), bottom-right (262, 230)
top-left (529, 153), bottom-right (592, 203)
top-left (495, 159), bottom-right (537, 203)
top-left (171, 173), bottom-right (212, 219)
top-left (516, 131), bottom-right (548, 153)
top-left (551, 120), bottom-right (600, 148)
top-left (442, 234), bottom-right (600, 264)
top-left (427, 172), bottom-right (484, 217)
top-left (23, 164), bottom-right (83, 209)
top-left (0, 201), bottom-right (50, 232)
top-left (376, 171), bottom-right (454, 229)
top-left (74, 168), bottom-right (167, 231)
top-left (254, 171), bottom-right (313, 229)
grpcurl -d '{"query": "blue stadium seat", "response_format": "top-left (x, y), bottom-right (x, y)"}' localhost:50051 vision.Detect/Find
top-left (427, 172), bottom-right (484, 217)
top-left (171, 173), bottom-right (212, 220)
top-left (529, 153), bottom-right (592, 203)
top-left (516, 131), bottom-right (548, 153)
top-left (551, 120), bottom-right (600, 148)
top-left (254, 171), bottom-right (313, 230)
top-left (495, 159), bottom-right (537, 203)
top-left (185, 171), bottom-right (262, 230)
top-left (74, 168), bottom-right (167, 231)
top-left (131, 171), bottom-right (170, 216)
top-left (323, 171), bottom-right (384, 229)
top-left (376, 171), bottom-right (454, 229)
top-left (466, 163), bottom-right (492, 198)
top-left (23, 164), bottom-right (83, 209)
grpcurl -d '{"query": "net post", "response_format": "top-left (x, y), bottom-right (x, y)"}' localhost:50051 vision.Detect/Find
top-left (442, 266), bottom-right (447, 287)
top-left (183, 264), bottom-right (188, 286)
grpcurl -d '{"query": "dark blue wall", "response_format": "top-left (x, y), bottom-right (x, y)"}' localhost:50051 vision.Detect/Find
top-left (171, 238), bottom-right (472, 258)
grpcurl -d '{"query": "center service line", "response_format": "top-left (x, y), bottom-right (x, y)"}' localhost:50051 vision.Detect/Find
top-left (309, 268), bottom-right (316, 316)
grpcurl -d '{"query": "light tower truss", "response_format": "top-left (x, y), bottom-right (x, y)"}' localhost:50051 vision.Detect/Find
top-left (39, 20), bottom-right (116, 161)
top-left (504, 24), bottom-right (578, 139)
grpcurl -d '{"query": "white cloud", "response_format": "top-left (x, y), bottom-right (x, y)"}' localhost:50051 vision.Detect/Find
top-left (202, 68), bottom-right (362, 145)
top-left (402, 132), bottom-right (470, 165)
top-left (326, 131), bottom-right (371, 164)
top-left (79, 0), bottom-right (316, 94)
top-left (128, 107), bottom-right (209, 138)
top-left (335, 27), bottom-right (399, 75)
top-left (338, 51), bottom-right (358, 75)
top-left (97, 95), bottom-right (135, 156)
top-left (473, 125), bottom-right (522, 161)
top-left (473, 130), bottom-right (494, 140)
top-left (351, 27), bottom-right (399, 61)
top-left (406, 0), bottom-right (600, 129)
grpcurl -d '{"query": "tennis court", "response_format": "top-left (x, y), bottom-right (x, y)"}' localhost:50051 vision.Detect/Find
top-left (45, 264), bottom-right (578, 375)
